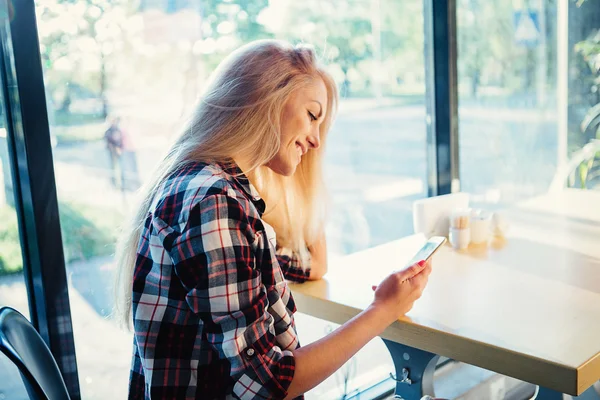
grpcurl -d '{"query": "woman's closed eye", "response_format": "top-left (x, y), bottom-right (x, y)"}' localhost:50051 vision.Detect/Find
top-left (308, 111), bottom-right (317, 122)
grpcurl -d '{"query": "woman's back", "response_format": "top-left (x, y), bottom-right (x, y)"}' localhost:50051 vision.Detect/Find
top-left (128, 162), bottom-right (306, 399)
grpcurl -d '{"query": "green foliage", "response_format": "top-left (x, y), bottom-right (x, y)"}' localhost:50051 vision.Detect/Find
top-left (575, 27), bottom-right (600, 85)
top-left (572, 1), bottom-right (600, 163)
top-left (0, 206), bottom-right (22, 275)
top-left (0, 202), bottom-right (121, 276)
top-left (58, 202), bottom-right (119, 263)
top-left (53, 111), bottom-right (104, 127)
top-left (567, 145), bottom-right (600, 190)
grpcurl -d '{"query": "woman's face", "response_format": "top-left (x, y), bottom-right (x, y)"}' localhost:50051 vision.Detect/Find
top-left (267, 77), bottom-right (328, 176)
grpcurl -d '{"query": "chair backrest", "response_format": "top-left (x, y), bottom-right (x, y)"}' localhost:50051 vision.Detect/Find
top-left (0, 307), bottom-right (71, 400)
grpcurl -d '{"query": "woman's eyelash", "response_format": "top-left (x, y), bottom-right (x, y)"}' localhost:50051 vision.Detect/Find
top-left (308, 111), bottom-right (317, 121)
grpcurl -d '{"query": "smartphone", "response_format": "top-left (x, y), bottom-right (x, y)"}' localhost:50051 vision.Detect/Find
top-left (405, 236), bottom-right (447, 267)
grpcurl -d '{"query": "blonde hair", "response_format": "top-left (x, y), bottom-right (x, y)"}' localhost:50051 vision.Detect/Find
top-left (114, 39), bottom-right (338, 327)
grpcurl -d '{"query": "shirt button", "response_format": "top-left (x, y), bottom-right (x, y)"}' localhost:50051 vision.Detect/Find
top-left (246, 348), bottom-right (255, 357)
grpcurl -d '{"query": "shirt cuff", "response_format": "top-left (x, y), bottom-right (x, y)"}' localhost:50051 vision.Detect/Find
top-left (235, 342), bottom-right (296, 399)
top-left (276, 247), bottom-right (311, 283)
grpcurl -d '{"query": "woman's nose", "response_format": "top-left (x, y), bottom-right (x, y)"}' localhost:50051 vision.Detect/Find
top-left (307, 131), bottom-right (320, 150)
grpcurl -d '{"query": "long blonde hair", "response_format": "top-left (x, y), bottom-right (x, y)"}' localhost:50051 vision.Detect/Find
top-left (114, 39), bottom-right (338, 326)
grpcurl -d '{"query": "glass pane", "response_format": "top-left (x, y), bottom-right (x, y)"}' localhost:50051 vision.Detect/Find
top-left (565, 1), bottom-right (600, 190)
top-left (457, 0), bottom-right (599, 209)
top-left (0, 353), bottom-right (29, 400)
top-left (37, 0), bottom-right (426, 397)
top-left (457, 0), bottom-right (557, 207)
top-left (0, 64), bottom-right (30, 400)
top-left (0, 123), bottom-right (27, 313)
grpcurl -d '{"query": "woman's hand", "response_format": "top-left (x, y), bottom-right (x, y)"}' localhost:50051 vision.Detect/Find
top-left (370, 259), bottom-right (432, 324)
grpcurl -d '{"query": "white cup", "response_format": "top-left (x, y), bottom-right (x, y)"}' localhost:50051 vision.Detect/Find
top-left (492, 212), bottom-right (509, 237)
top-left (449, 227), bottom-right (470, 250)
top-left (470, 213), bottom-right (492, 244)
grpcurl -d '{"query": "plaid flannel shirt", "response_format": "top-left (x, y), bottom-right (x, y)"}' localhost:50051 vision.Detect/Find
top-left (128, 162), bottom-right (311, 400)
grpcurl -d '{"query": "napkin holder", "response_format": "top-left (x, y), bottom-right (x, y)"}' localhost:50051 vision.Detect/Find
top-left (413, 192), bottom-right (470, 238)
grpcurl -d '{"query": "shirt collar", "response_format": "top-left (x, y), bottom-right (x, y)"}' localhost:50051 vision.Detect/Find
top-left (219, 161), bottom-right (265, 213)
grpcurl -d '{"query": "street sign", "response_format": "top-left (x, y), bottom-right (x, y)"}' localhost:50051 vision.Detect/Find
top-left (514, 10), bottom-right (540, 47)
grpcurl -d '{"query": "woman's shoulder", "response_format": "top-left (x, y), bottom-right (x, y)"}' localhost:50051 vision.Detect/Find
top-left (151, 161), bottom-right (250, 225)
top-left (175, 161), bottom-right (236, 194)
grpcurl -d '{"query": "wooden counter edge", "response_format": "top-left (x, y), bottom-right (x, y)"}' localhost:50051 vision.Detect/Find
top-left (579, 351), bottom-right (600, 395)
top-left (290, 284), bottom-right (581, 396)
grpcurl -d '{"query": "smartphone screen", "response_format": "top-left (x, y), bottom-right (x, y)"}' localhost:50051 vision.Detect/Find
top-left (405, 236), bottom-right (446, 267)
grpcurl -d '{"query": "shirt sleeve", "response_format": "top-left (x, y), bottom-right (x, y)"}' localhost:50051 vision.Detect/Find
top-left (276, 247), bottom-right (311, 283)
top-left (168, 194), bottom-right (296, 399)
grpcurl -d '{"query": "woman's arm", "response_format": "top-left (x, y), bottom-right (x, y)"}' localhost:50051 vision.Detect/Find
top-left (169, 194), bottom-right (299, 399)
top-left (285, 259), bottom-right (432, 399)
top-left (307, 233), bottom-right (327, 280)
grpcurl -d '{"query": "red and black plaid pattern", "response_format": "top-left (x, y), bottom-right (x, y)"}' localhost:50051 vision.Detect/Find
top-left (128, 162), bottom-right (310, 400)
top-left (276, 251), bottom-right (311, 283)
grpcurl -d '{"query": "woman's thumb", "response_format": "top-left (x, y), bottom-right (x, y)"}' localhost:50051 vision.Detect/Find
top-left (400, 260), bottom-right (427, 280)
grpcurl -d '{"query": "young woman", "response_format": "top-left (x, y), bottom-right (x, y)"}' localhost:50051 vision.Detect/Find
top-left (115, 39), bottom-right (432, 400)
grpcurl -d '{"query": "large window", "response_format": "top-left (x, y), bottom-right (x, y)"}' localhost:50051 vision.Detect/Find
top-left (35, 0), bottom-right (427, 397)
top-left (0, 79), bottom-right (30, 400)
top-left (457, 0), bottom-right (600, 207)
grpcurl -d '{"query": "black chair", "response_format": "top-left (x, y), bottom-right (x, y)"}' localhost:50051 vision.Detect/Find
top-left (0, 307), bottom-right (71, 400)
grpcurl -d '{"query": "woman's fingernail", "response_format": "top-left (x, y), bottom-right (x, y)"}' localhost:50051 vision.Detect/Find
top-left (418, 260), bottom-right (426, 266)
top-left (371, 285), bottom-right (377, 291)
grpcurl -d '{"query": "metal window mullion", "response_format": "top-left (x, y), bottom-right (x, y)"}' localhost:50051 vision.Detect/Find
top-left (0, 23), bottom-right (49, 342)
top-left (424, 0), bottom-right (459, 197)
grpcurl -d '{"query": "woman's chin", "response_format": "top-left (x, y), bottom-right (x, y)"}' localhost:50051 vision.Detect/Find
top-left (267, 161), bottom-right (296, 177)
